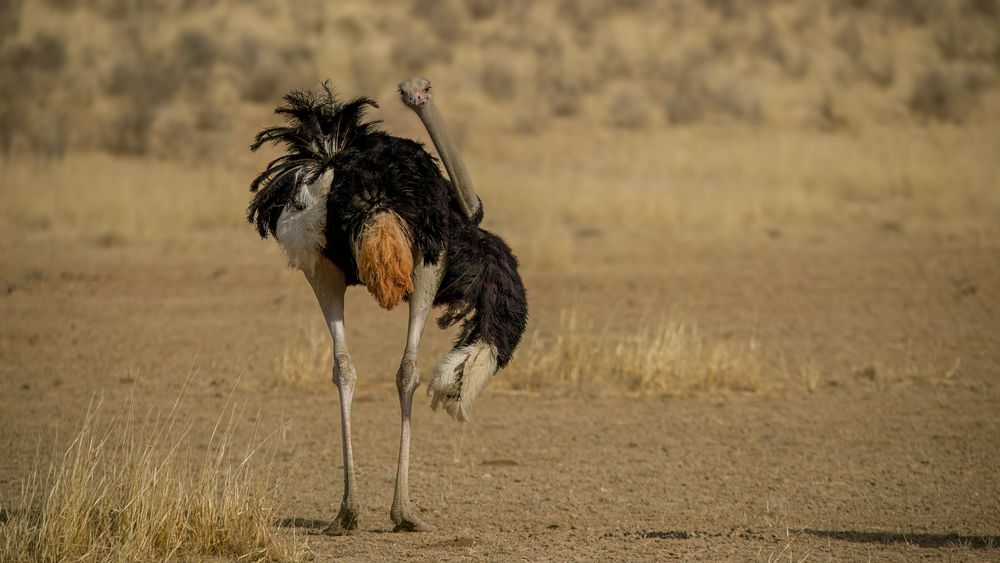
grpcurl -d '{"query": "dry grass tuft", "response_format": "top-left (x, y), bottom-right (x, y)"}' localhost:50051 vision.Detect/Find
top-left (506, 310), bottom-right (763, 395)
top-left (0, 385), bottom-right (301, 562)
top-left (274, 308), bottom-right (765, 397)
top-left (278, 325), bottom-right (331, 389)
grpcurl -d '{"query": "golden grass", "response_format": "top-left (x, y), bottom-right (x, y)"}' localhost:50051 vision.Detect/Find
top-left (277, 325), bottom-right (332, 389)
top-left (0, 384), bottom-right (301, 562)
top-left (503, 309), bottom-right (763, 396)
top-left (2, 122), bottom-right (998, 255)
top-left (272, 309), bottom-right (764, 396)
top-left (480, 124), bottom-right (1000, 251)
top-left (0, 153), bottom-right (249, 245)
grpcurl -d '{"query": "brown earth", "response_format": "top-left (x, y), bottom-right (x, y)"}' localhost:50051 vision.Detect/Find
top-left (3, 1), bottom-right (1000, 559)
top-left (2, 227), bottom-right (998, 561)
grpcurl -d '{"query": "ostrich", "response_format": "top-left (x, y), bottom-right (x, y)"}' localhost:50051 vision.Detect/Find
top-left (247, 77), bottom-right (527, 533)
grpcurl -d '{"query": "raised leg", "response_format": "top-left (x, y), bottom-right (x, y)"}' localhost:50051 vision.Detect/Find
top-left (304, 259), bottom-right (360, 535)
top-left (391, 259), bottom-right (444, 532)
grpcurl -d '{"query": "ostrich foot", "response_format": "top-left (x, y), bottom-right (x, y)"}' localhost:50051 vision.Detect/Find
top-left (391, 507), bottom-right (435, 532)
top-left (323, 505), bottom-right (360, 536)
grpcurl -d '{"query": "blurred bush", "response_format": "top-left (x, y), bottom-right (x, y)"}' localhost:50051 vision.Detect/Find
top-left (0, 0), bottom-right (997, 159)
top-left (0, 32), bottom-right (69, 156)
top-left (908, 67), bottom-right (986, 123)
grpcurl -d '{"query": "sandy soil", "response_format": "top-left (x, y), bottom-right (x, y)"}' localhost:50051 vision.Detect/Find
top-left (2, 228), bottom-right (998, 561)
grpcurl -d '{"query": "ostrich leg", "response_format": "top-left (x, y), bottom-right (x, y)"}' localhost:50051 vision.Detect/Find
top-left (391, 258), bottom-right (444, 532)
top-left (304, 259), bottom-right (360, 535)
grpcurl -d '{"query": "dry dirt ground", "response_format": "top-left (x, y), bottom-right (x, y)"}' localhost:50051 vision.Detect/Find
top-left (4, 1), bottom-right (1000, 559)
top-left (2, 225), bottom-right (998, 561)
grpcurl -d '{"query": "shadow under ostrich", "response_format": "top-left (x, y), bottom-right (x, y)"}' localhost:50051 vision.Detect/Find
top-left (247, 77), bottom-right (527, 534)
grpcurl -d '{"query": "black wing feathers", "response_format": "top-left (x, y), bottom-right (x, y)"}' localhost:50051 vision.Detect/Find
top-left (247, 82), bottom-right (379, 238)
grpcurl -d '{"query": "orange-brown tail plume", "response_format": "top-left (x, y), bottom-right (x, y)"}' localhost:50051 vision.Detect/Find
top-left (356, 211), bottom-right (414, 310)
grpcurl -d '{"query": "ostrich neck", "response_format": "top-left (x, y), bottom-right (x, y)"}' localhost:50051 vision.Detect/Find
top-left (417, 101), bottom-right (480, 219)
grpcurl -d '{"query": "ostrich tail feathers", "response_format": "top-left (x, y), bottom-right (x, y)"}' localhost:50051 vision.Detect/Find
top-left (428, 341), bottom-right (499, 422)
top-left (427, 221), bottom-right (528, 421)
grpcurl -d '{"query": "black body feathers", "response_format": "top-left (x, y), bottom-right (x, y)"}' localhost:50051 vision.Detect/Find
top-left (249, 83), bottom-right (527, 372)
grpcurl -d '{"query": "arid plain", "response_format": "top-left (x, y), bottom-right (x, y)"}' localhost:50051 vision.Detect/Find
top-left (2, 1), bottom-right (999, 560)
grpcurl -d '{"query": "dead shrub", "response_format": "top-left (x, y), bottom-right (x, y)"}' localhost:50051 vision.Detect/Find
top-left (660, 69), bottom-right (763, 126)
top-left (964, 0), bottom-right (999, 17)
top-left (99, 33), bottom-right (218, 169)
top-left (171, 28), bottom-right (218, 92)
top-left (711, 80), bottom-right (764, 123)
top-left (882, 0), bottom-right (941, 26)
top-left (178, 0), bottom-right (219, 10)
top-left (834, 19), bottom-right (864, 63)
top-left (3, 32), bottom-right (67, 73)
top-left (537, 63), bottom-right (584, 118)
top-left (464, 0), bottom-right (498, 19)
top-left (411, 0), bottom-right (464, 41)
top-left (706, 28), bottom-right (735, 58)
top-left (0, 32), bottom-right (69, 156)
top-left (349, 48), bottom-right (385, 98)
top-left (390, 40), bottom-right (453, 74)
top-left (664, 88), bottom-right (707, 125)
top-left (232, 35), bottom-right (279, 103)
top-left (815, 90), bottom-right (849, 131)
top-left (833, 20), bottom-right (895, 88)
top-left (22, 112), bottom-right (70, 159)
top-left (557, 0), bottom-right (603, 47)
top-left (147, 106), bottom-right (194, 158)
top-left (233, 36), bottom-right (316, 104)
top-left (608, 88), bottom-right (651, 130)
top-left (390, 24), bottom-right (453, 74)
top-left (98, 0), bottom-right (141, 19)
top-left (862, 51), bottom-right (895, 88)
top-left (0, 0), bottom-right (22, 40)
top-left (753, 16), bottom-right (808, 78)
top-left (659, 60), bottom-right (708, 125)
top-left (104, 33), bottom-right (178, 107)
top-left (239, 50), bottom-right (292, 104)
top-left (512, 102), bottom-right (545, 135)
top-left (288, 0), bottom-right (327, 39)
top-left (102, 102), bottom-right (158, 156)
top-left (334, 15), bottom-right (366, 42)
top-left (242, 70), bottom-right (284, 104)
top-left (935, 17), bottom-right (999, 62)
top-left (480, 57), bottom-right (516, 102)
top-left (704, 0), bottom-right (756, 21)
top-left (597, 44), bottom-right (633, 81)
top-left (908, 67), bottom-right (983, 123)
top-left (791, 5), bottom-right (818, 33)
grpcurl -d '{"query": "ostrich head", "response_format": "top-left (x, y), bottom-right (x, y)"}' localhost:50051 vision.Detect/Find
top-left (398, 76), bottom-right (432, 109)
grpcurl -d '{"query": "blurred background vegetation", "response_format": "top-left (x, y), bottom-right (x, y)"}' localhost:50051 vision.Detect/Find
top-left (1, 0), bottom-right (998, 160)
